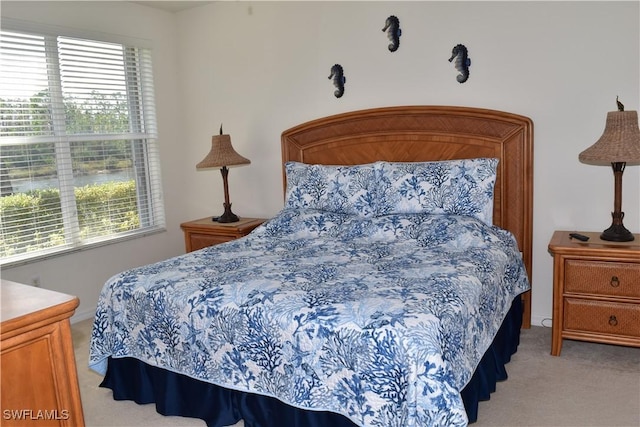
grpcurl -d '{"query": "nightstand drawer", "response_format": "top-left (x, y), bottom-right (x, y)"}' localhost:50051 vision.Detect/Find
top-left (189, 233), bottom-right (235, 251)
top-left (565, 260), bottom-right (640, 298)
top-left (564, 298), bottom-right (640, 338)
top-left (181, 217), bottom-right (266, 252)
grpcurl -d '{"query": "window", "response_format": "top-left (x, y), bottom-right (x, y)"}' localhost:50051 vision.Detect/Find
top-left (0, 27), bottom-right (164, 266)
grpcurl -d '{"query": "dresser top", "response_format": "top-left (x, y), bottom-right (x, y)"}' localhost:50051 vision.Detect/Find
top-left (1, 279), bottom-right (79, 326)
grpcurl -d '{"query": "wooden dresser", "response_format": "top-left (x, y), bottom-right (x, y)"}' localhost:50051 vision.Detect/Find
top-left (0, 280), bottom-right (85, 426)
top-left (548, 231), bottom-right (640, 356)
top-left (180, 217), bottom-right (266, 252)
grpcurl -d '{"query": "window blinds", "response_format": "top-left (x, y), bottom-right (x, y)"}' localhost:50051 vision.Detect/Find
top-left (0, 29), bottom-right (164, 265)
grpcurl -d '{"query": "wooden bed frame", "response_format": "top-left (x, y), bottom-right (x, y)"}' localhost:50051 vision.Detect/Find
top-left (282, 105), bottom-right (533, 327)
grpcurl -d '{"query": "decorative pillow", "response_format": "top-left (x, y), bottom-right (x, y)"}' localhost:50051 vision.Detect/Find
top-left (375, 158), bottom-right (499, 224)
top-left (284, 162), bottom-right (378, 217)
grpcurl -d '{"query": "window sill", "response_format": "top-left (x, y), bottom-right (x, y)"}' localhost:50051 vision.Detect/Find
top-left (0, 226), bottom-right (167, 269)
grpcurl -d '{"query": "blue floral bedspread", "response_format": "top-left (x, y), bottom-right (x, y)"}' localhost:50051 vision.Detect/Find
top-left (89, 209), bottom-right (530, 427)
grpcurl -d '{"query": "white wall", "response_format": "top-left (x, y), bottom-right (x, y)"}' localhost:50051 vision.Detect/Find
top-left (176, 1), bottom-right (640, 327)
top-left (2, 1), bottom-right (639, 328)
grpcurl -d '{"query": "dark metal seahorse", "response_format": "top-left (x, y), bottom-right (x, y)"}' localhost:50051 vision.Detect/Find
top-left (448, 44), bottom-right (471, 83)
top-left (382, 15), bottom-right (401, 52)
top-left (328, 64), bottom-right (346, 98)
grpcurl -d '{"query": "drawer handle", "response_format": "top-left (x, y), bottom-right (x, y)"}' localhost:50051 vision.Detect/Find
top-left (610, 276), bottom-right (620, 287)
top-left (608, 315), bottom-right (618, 327)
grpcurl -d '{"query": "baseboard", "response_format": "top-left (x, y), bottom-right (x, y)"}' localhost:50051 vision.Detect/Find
top-left (531, 314), bottom-right (552, 328)
top-left (71, 307), bottom-right (96, 324)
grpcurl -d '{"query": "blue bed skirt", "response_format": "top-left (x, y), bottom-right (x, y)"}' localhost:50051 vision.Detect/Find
top-left (100, 297), bottom-right (522, 426)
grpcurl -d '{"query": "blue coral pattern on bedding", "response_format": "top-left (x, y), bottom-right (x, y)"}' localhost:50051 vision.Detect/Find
top-left (90, 210), bottom-right (529, 427)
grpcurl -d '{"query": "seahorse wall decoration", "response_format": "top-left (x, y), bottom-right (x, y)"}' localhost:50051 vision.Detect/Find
top-left (328, 64), bottom-right (346, 98)
top-left (382, 15), bottom-right (401, 52)
top-left (448, 44), bottom-right (471, 83)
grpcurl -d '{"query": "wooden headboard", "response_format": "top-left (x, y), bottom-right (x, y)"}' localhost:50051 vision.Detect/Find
top-left (281, 105), bottom-right (533, 327)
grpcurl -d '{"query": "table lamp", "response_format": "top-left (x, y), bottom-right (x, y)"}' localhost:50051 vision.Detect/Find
top-left (196, 126), bottom-right (250, 223)
top-left (578, 98), bottom-right (640, 241)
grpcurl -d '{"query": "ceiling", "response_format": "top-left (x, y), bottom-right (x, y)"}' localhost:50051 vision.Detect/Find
top-left (129, 1), bottom-right (212, 13)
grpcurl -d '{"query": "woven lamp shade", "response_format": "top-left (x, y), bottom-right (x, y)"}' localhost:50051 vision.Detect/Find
top-left (196, 134), bottom-right (250, 169)
top-left (579, 110), bottom-right (640, 165)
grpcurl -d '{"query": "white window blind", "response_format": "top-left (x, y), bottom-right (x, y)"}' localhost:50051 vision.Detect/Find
top-left (0, 28), bottom-right (164, 266)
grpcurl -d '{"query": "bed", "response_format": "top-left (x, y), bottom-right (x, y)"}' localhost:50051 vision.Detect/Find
top-left (90, 105), bottom-right (533, 427)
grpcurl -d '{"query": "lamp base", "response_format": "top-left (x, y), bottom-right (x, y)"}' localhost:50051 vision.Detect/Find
top-left (214, 202), bottom-right (240, 223)
top-left (600, 221), bottom-right (635, 242)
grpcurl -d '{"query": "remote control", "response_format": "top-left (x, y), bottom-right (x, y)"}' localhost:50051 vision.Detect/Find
top-left (569, 233), bottom-right (589, 242)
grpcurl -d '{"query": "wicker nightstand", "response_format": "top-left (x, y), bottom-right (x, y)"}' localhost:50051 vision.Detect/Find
top-left (180, 217), bottom-right (266, 252)
top-left (548, 230), bottom-right (640, 356)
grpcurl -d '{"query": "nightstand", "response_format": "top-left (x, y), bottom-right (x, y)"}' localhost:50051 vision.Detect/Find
top-left (180, 217), bottom-right (266, 252)
top-left (548, 230), bottom-right (640, 356)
